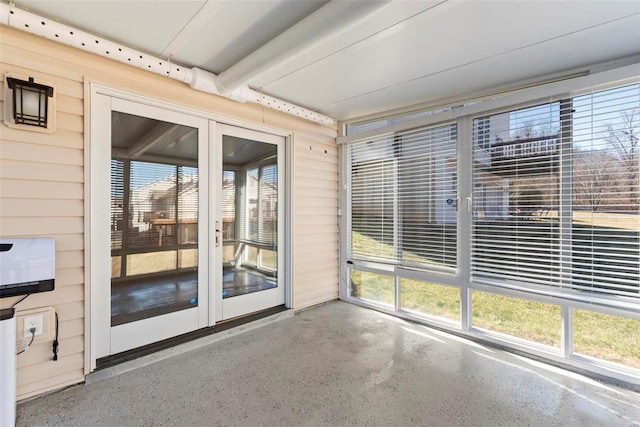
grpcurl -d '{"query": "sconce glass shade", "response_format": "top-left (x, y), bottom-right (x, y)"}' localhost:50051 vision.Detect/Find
top-left (6, 77), bottom-right (54, 128)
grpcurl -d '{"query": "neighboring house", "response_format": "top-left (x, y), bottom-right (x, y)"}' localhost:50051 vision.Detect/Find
top-left (129, 172), bottom-right (199, 246)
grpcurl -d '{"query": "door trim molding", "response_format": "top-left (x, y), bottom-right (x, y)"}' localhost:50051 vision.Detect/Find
top-left (85, 83), bottom-right (294, 372)
top-left (89, 83), bottom-right (294, 137)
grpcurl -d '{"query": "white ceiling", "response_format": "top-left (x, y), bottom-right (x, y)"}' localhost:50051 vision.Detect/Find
top-left (10, 0), bottom-right (640, 122)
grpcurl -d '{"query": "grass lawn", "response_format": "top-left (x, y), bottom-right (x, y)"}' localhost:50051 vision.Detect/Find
top-left (574, 310), bottom-right (640, 369)
top-left (350, 230), bottom-right (640, 369)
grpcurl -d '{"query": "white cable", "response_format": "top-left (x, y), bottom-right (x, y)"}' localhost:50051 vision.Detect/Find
top-left (16, 328), bottom-right (35, 355)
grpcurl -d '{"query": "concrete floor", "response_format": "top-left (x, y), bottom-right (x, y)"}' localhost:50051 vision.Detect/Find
top-left (17, 301), bottom-right (640, 426)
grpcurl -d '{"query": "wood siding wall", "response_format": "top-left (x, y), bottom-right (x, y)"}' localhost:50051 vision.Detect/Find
top-left (0, 25), bottom-right (338, 400)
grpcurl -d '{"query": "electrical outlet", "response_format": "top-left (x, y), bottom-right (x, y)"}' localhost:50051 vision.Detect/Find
top-left (24, 315), bottom-right (44, 337)
top-left (17, 307), bottom-right (54, 342)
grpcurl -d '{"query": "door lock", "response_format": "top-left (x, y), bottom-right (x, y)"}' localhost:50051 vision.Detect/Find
top-left (215, 221), bottom-right (221, 247)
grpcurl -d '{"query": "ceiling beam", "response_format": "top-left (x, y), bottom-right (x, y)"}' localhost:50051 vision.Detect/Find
top-left (217, 1), bottom-right (391, 93)
top-left (129, 123), bottom-right (181, 158)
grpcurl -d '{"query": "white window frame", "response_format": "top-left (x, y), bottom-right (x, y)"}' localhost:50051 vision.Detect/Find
top-left (338, 63), bottom-right (640, 388)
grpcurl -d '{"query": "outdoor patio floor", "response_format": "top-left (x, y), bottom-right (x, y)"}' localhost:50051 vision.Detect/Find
top-left (17, 301), bottom-right (640, 426)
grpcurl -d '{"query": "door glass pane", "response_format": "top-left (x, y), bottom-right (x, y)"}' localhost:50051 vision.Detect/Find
top-left (222, 135), bottom-right (277, 299)
top-left (110, 111), bottom-right (198, 326)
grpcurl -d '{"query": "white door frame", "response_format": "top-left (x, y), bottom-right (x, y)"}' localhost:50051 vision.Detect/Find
top-left (86, 84), bottom-right (293, 372)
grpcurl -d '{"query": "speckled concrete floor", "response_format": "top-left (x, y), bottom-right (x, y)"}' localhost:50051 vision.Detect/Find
top-left (16, 301), bottom-right (640, 426)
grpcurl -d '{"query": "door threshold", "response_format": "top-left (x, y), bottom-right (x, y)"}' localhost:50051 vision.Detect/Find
top-left (94, 305), bottom-right (288, 373)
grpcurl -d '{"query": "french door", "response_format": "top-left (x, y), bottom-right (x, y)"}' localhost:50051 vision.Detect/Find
top-left (90, 89), bottom-right (287, 367)
top-left (91, 94), bottom-right (210, 359)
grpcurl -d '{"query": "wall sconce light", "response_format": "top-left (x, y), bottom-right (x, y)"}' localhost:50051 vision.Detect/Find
top-left (6, 77), bottom-right (54, 128)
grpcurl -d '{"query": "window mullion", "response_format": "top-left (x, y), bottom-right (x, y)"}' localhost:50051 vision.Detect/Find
top-left (562, 305), bottom-right (573, 358)
top-left (258, 167), bottom-right (263, 243)
top-left (458, 116), bottom-right (473, 331)
top-left (175, 165), bottom-right (181, 268)
top-left (340, 143), bottom-right (352, 296)
top-left (393, 135), bottom-right (402, 311)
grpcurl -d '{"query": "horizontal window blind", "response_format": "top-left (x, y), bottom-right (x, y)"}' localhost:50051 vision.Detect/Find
top-left (110, 159), bottom-right (124, 251)
top-left (243, 168), bottom-right (258, 244)
top-left (472, 84), bottom-right (639, 301)
top-left (472, 101), bottom-right (562, 288)
top-left (243, 165), bottom-right (278, 247)
top-left (177, 166), bottom-right (199, 245)
top-left (351, 137), bottom-right (396, 260)
top-left (260, 164), bottom-right (278, 247)
top-left (222, 170), bottom-right (236, 242)
top-left (570, 84), bottom-right (639, 299)
top-left (350, 124), bottom-right (458, 271)
top-left (129, 161), bottom-right (179, 248)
